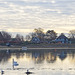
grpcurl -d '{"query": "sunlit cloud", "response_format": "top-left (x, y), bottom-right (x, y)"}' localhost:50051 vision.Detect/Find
top-left (51, 0), bottom-right (56, 4)
top-left (0, 0), bottom-right (75, 36)
top-left (6, 29), bottom-right (33, 33)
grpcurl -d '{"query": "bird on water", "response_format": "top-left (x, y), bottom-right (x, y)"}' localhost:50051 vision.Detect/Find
top-left (25, 69), bottom-right (33, 75)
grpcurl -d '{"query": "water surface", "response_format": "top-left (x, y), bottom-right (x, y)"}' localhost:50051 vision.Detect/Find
top-left (0, 49), bottom-right (75, 75)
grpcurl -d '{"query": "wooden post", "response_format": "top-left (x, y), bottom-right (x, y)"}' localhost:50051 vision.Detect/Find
top-left (12, 59), bottom-right (14, 70)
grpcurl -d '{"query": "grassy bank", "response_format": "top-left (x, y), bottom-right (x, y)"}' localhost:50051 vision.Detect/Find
top-left (24, 43), bottom-right (75, 48)
top-left (0, 43), bottom-right (75, 48)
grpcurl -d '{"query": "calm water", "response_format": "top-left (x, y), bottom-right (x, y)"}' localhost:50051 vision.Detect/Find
top-left (0, 49), bottom-right (75, 75)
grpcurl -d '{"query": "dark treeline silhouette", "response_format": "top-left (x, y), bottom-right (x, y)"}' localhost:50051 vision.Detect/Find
top-left (0, 31), bottom-right (24, 45)
top-left (0, 28), bottom-right (75, 45)
top-left (26, 28), bottom-right (57, 42)
top-left (0, 31), bottom-right (11, 43)
top-left (26, 28), bottom-right (75, 44)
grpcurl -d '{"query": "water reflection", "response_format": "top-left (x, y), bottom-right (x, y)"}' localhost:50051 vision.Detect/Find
top-left (0, 50), bottom-right (75, 64)
top-left (0, 52), bottom-right (11, 63)
top-left (32, 52), bottom-right (45, 64)
top-left (0, 50), bottom-right (75, 75)
top-left (46, 52), bottom-right (56, 63)
top-left (58, 51), bottom-right (67, 60)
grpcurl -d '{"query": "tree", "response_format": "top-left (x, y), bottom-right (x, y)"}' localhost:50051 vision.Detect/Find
top-left (15, 34), bottom-right (24, 42)
top-left (25, 35), bottom-right (31, 41)
top-left (45, 30), bottom-right (57, 40)
top-left (33, 28), bottom-right (45, 41)
top-left (34, 28), bottom-right (44, 34)
top-left (69, 30), bottom-right (75, 38)
top-left (1, 31), bottom-right (11, 41)
top-left (0, 32), bottom-right (4, 41)
top-left (30, 32), bottom-right (37, 38)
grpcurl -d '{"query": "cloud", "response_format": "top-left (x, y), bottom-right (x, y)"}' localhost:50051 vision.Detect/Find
top-left (51, 0), bottom-right (56, 4)
top-left (0, 0), bottom-right (75, 36)
top-left (6, 28), bottom-right (33, 33)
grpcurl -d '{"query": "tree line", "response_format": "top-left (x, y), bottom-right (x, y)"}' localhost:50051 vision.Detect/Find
top-left (0, 28), bottom-right (75, 43)
top-left (0, 31), bottom-right (24, 43)
top-left (26, 28), bottom-right (75, 41)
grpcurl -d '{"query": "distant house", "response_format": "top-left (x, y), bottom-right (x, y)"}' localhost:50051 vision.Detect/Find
top-left (9, 38), bottom-right (20, 43)
top-left (54, 33), bottom-right (71, 44)
top-left (31, 37), bottom-right (40, 43)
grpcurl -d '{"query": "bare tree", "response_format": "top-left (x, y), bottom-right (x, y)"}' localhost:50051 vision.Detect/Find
top-left (33, 28), bottom-right (45, 40)
top-left (25, 35), bottom-right (31, 41)
top-left (69, 30), bottom-right (75, 38)
top-left (15, 34), bottom-right (24, 42)
top-left (30, 32), bottom-right (37, 38)
top-left (1, 31), bottom-right (11, 41)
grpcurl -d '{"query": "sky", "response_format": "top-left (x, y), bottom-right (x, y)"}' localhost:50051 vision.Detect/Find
top-left (0, 0), bottom-right (75, 36)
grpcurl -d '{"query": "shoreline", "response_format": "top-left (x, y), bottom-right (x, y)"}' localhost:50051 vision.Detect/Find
top-left (0, 47), bottom-right (75, 51)
top-left (0, 43), bottom-right (75, 51)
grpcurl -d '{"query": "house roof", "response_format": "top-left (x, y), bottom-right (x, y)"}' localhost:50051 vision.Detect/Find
top-left (32, 37), bottom-right (40, 41)
top-left (57, 34), bottom-right (68, 39)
